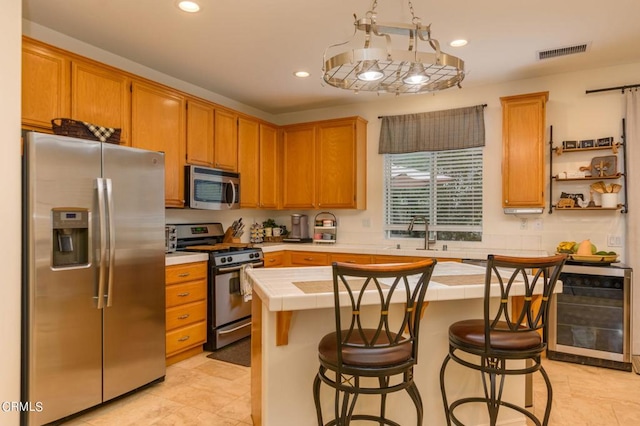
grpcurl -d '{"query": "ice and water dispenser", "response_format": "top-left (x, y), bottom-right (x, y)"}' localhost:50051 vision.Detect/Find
top-left (51, 208), bottom-right (89, 267)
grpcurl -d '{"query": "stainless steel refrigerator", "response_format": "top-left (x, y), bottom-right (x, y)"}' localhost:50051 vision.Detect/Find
top-left (22, 132), bottom-right (166, 425)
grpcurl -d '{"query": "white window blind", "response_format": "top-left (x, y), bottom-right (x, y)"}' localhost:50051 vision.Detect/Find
top-left (383, 148), bottom-right (483, 240)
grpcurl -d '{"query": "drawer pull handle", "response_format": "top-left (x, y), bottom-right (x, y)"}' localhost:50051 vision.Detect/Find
top-left (177, 292), bottom-right (190, 297)
top-left (268, 258), bottom-right (276, 262)
top-left (304, 257), bottom-right (313, 261)
top-left (178, 314), bottom-right (190, 320)
top-left (178, 272), bottom-right (190, 277)
top-left (178, 335), bottom-right (190, 342)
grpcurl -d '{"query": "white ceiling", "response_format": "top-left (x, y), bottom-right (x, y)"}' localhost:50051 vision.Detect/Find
top-left (22, 0), bottom-right (640, 115)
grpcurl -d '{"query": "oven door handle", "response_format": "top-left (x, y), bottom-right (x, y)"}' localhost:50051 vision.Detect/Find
top-left (219, 321), bottom-right (252, 335)
top-left (216, 261), bottom-right (264, 274)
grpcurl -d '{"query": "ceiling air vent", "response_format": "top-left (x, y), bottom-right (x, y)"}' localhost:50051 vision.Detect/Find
top-left (537, 43), bottom-right (589, 60)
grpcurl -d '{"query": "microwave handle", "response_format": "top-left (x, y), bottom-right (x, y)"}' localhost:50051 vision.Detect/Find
top-left (227, 179), bottom-right (237, 208)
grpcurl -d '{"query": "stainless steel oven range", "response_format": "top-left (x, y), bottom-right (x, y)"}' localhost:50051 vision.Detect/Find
top-left (174, 223), bottom-right (263, 350)
top-left (548, 261), bottom-right (633, 371)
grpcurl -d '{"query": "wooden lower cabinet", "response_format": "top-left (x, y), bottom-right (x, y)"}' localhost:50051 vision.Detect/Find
top-left (288, 251), bottom-right (329, 266)
top-left (372, 255), bottom-right (420, 264)
top-left (165, 261), bottom-right (208, 365)
top-left (264, 251), bottom-right (285, 268)
top-left (329, 253), bottom-right (372, 264)
top-left (269, 250), bottom-right (461, 267)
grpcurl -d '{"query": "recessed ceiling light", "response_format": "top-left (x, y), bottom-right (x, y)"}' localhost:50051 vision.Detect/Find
top-left (294, 71), bottom-right (310, 78)
top-left (177, 1), bottom-right (200, 13)
top-left (450, 39), bottom-right (468, 47)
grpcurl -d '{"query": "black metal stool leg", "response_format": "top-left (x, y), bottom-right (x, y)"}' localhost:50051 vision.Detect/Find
top-left (377, 376), bottom-right (386, 425)
top-left (405, 381), bottom-right (423, 426)
top-left (539, 365), bottom-right (553, 426)
top-left (313, 368), bottom-right (324, 426)
top-left (439, 353), bottom-right (453, 426)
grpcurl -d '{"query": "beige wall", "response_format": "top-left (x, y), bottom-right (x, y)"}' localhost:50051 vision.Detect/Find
top-left (1, 1), bottom-right (22, 425)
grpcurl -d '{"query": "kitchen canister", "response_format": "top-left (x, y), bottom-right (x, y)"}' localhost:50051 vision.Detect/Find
top-left (601, 193), bottom-right (618, 208)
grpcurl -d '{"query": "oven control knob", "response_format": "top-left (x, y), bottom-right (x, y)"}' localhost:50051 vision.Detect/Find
top-left (249, 253), bottom-right (255, 259)
top-left (220, 257), bottom-right (226, 263)
top-left (227, 256), bottom-right (233, 263)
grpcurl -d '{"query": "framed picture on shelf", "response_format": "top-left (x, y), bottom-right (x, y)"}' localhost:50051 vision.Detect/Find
top-left (596, 137), bottom-right (613, 147)
top-left (580, 139), bottom-right (595, 149)
top-left (562, 140), bottom-right (578, 149)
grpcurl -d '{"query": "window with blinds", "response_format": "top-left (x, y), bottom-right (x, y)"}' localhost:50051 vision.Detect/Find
top-left (383, 147), bottom-right (483, 241)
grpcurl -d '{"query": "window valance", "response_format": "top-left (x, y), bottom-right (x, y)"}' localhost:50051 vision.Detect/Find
top-left (378, 105), bottom-right (486, 154)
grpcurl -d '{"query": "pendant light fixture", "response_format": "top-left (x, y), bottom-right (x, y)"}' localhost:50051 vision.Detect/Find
top-left (322, 0), bottom-right (465, 94)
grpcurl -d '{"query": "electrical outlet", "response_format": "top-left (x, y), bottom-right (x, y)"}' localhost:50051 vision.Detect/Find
top-left (607, 234), bottom-right (623, 247)
top-left (520, 218), bottom-right (528, 230)
top-left (532, 219), bottom-right (543, 231)
top-left (362, 218), bottom-right (371, 228)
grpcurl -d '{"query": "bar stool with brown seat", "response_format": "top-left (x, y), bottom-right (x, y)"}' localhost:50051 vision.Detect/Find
top-left (313, 259), bottom-right (437, 426)
top-left (439, 254), bottom-right (566, 426)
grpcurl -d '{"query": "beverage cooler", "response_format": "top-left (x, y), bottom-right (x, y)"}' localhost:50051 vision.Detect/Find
top-left (548, 262), bottom-right (633, 371)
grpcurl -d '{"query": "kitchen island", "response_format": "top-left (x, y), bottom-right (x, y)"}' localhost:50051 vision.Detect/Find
top-left (247, 262), bottom-right (549, 426)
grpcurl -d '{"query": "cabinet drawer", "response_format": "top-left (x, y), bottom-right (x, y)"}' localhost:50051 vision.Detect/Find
top-left (166, 280), bottom-right (207, 308)
top-left (166, 300), bottom-right (207, 331)
top-left (264, 251), bottom-right (285, 268)
top-left (289, 251), bottom-right (330, 266)
top-left (372, 255), bottom-right (419, 264)
top-left (166, 262), bottom-right (207, 285)
top-left (166, 321), bottom-right (206, 356)
top-left (330, 253), bottom-right (372, 265)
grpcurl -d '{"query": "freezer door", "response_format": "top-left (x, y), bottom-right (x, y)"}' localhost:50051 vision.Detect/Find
top-left (23, 134), bottom-right (103, 425)
top-left (101, 143), bottom-right (166, 401)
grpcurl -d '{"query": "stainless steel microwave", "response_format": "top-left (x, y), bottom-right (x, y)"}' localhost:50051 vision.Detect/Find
top-left (185, 166), bottom-right (240, 210)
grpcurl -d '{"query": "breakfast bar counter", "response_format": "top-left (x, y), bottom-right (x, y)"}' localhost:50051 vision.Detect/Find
top-left (246, 262), bottom-right (546, 426)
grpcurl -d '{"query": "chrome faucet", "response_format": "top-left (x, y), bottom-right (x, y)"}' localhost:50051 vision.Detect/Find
top-left (407, 215), bottom-right (436, 250)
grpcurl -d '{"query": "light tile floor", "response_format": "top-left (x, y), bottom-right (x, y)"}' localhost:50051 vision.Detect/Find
top-left (63, 353), bottom-right (252, 426)
top-left (62, 353), bottom-right (640, 425)
top-left (530, 357), bottom-right (640, 425)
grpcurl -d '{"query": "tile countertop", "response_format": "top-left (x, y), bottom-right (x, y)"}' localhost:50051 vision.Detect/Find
top-left (246, 262), bottom-right (557, 312)
top-left (255, 242), bottom-right (549, 260)
top-left (165, 243), bottom-right (549, 266)
top-left (165, 252), bottom-right (209, 266)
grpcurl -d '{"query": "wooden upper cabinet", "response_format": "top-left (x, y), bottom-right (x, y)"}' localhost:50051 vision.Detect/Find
top-left (316, 117), bottom-right (367, 209)
top-left (131, 80), bottom-right (186, 207)
top-left (282, 124), bottom-right (316, 209)
top-left (186, 98), bottom-right (214, 167)
top-left (71, 60), bottom-right (131, 145)
top-left (238, 119), bottom-right (279, 209)
top-left (213, 108), bottom-right (238, 171)
top-left (259, 123), bottom-right (279, 209)
top-left (22, 39), bottom-right (70, 130)
top-left (500, 92), bottom-right (549, 209)
top-left (238, 117), bottom-right (260, 208)
top-left (282, 117), bottom-right (367, 210)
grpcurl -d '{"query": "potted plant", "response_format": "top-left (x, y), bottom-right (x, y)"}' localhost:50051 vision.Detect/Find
top-left (262, 219), bottom-right (277, 238)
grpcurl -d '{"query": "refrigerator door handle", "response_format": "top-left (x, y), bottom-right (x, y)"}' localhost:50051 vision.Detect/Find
top-left (96, 177), bottom-right (108, 309)
top-left (106, 178), bottom-right (116, 307)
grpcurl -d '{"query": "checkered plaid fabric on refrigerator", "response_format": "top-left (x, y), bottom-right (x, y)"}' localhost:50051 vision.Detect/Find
top-left (82, 121), bottom-right (116, 143)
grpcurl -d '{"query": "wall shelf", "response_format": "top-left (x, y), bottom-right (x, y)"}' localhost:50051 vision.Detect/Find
top-left (548, 121), bottom-right (628, 214)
